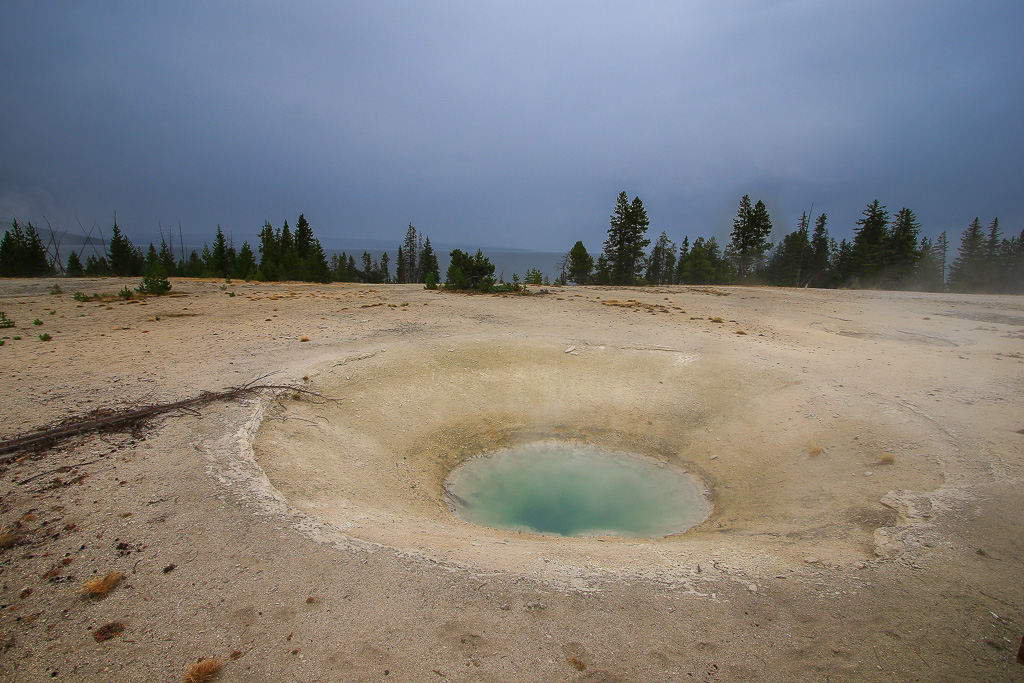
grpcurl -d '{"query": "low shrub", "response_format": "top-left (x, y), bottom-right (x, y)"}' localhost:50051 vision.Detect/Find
top-left (137, 269), bottom-right (172, 295)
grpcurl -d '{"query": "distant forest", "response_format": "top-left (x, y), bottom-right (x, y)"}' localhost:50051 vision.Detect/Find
top-left (1, 194), bottom-right (1022, 295)
top-left (571, 192), bottom-right (1023, 294)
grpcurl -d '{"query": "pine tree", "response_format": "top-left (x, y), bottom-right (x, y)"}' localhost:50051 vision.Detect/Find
top-left (294, 214), bottom-right (313, 261)
top-left (1, 220), bottom-right (26, 277)
top-left (305, 239), bottom-right (331, 283)
top-left (379, 252), bottom-right (390, 283)
top-left (23, 222), bottom-right (52, 275)
top-left (602, 191), bottom-right (651, 285)
top-left (674, 236), bottom-right (690, 283)
top-left (108, 221), bottom-right (142, 276)
top-left (334, 253), bottom-right (358, 282)
top-left (146, 243), bottom-right (160, 272)
top-left (158, 238), bottom-right (177, 276)
top-left (66, 250), bottom-right (84, 277)
top-left (646, 232), bottom-right (676, 285)
top-left (707, 237), bottom-right (731, 283)
top-left (396, 246), bottom-right (406, 284)
top-left (948, 218), bottom-right (987, 292)
top-left (211, 225), bottom-right (230, 278)
top-left (279, 221), bottom-right (300, 280)
top-left (728, 195), bottom-right (773, 280)
top-left (682, 237), bottom-right (714, 284)
top-left (984, 218), bottom-right (1002, 262)
top-left (850, 200), bottom-right (889, 285)
top-left (567, 240), bottom-right (594, 284)
top-left (1005, 228), bottom-right (1024, 294)
top-left (200, 244), bottom-right (214, 275)
top-left (419, 238), bottom-right (440, 285)
top-left (764, 214), bottom-right (810, 287)
top-left (936, 231), bottom-right (949, 289)
top-left (84, 255), bottom-right (110, 276)
top-left (808, 214), bottom-right (830, 287)
top-left (984, 218), bottom-right (1003, 291)
top-left (831, 238), bottom-right (855, 286)
top-left (593, 254), bottom-right (611, 285)
top-left (257, 221), bottom-right (279, 280)
top-left (883, 208), bottom-right (922, 289)
top-left (913, 237), bottom-right (943, 292)
top-left (402, 224), bottom-right (420, 283)
top-left (445, 249), bottom-right (495, 291)
top-left (232, 242), bottom-right (257, 280)
top-left (0, 219), bottom-right (52, 277)
top-left (360, 252), bottom-right (373, 282)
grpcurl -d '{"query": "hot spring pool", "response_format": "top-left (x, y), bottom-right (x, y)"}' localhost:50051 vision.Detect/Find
top-left (443, 442), bottom-right (710, 538)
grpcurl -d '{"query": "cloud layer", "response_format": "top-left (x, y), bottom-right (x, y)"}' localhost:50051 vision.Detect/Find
top-left (2, 2), bottom-right (1022, 251)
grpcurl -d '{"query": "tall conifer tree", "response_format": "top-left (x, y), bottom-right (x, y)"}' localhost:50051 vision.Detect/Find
top-left (948, 218), bottom-right (987, 292)
top-left (850, 200), bottom-right (890, 285)
top-left (602, 191), bottom-right (650, 285)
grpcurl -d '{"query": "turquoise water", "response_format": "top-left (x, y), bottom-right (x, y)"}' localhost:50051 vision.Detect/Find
top-left (444, 443), bottom-right (710, 538)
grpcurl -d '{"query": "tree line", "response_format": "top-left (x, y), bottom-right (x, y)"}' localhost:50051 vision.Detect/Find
top-left (0, 215), bottom-right (442, 286)
top-left (560, 192), bottom-right (1024, 294)
top-left (3, 198), bottom-right (1022, 294)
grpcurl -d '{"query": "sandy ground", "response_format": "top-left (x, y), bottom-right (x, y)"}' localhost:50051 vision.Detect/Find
top-left (0, 277), bottom-right (1022, 682)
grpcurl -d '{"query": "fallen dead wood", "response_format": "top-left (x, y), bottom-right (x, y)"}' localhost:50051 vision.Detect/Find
top-left (0, 382), bottom-right (318, 460)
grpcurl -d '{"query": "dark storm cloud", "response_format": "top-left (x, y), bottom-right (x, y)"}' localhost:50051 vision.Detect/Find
top-left (2, 1), bottom-right (1022, 252)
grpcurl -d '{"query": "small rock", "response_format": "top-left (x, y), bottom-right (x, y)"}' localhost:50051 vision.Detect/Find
top-left (564, 346), bottom-right (576, 354)
top-left (747, 584), bottom-right (758, 593)
top-left (804, 556), bottom-right (819, 564)
top-left (499, 604), bottom-right (510, 611)
top-left (525, 601), bottom-right (545, 611)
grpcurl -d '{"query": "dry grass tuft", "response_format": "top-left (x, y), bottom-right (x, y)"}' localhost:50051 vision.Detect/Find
top-left (808, 445), bottom-right (823, 457)
top-left (81, 572), bottom-right (123, 598)
top-left (709, 316), bottom-right (724, 323)
top-left (566, 656), bottom-right (587, 671)
top-left (735, 329), bottom-right (747, 335)
top-left (0, 526), bottom-right (19, 550)
top-left (877, 453), bottom-right (895, 466)
top-left (183, 659), bottom-right (222, 683)
top-left (93, 621), bottom-right (126, 642)
top-left (299, 336), bottom-right (310, 342)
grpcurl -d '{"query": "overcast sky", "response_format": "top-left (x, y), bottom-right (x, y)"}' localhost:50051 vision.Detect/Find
top-left (2, 1), bottom-right (1022, 253)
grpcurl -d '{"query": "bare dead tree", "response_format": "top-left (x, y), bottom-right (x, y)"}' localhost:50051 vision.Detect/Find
top-left (41, 216), bottom-right (65, 274)
top-left (0, 381), bottom-right (322, 461)
top-left (75, 216), bottom-right (106, 260)
top-left (178, 221), bottom-right (185, 268)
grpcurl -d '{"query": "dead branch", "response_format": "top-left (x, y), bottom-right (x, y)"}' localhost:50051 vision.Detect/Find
top-left (0, 383), bottom-right (319, 461)
top-left (16, 456), bottom-right (107, 485)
